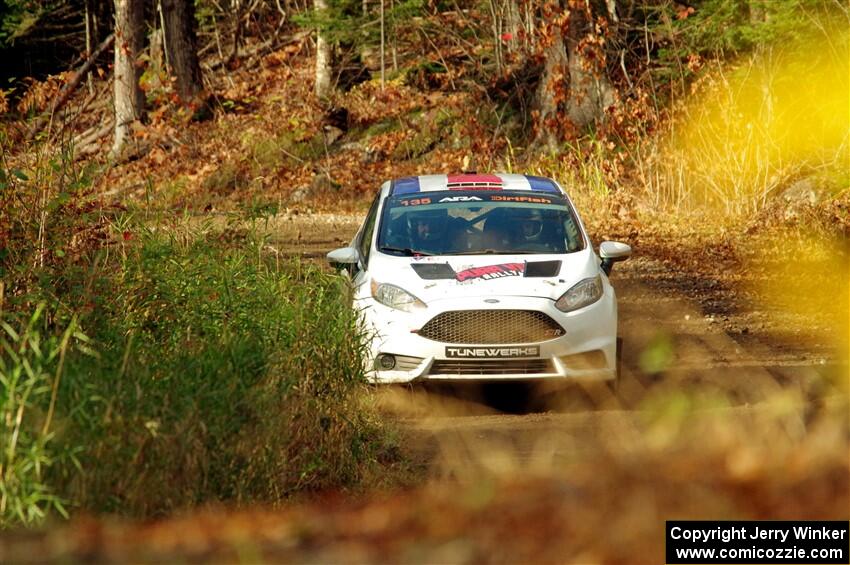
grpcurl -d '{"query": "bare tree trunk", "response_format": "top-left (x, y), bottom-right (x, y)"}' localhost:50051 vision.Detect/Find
top-left (533, 0), bottom-right (615, 147)
top-left (390, 0), bottom-right (397, 71)
top-left (488, 0), bottom-right (502, 75)
top-left (112, 0), bottom-right (144, 156)
top-left (534, 29), bottom-right (567, 150)
top-left (380, 0), bottom-right (385, 88)
top-left (605, 0), bottom-right (618, 23)
top-left (161, 0), bottom-right (203, 101)
top-left (85, 0), bottom-right (95, 94)
top-left (564, 1), bottom-right (614, 128)
top-left (232, 0), bottom-right (243, 60)
top-left (149, 23), bottom-right (166, 91)
top-left (314, 0), bottom-right (332, 99)
top-left (504, 0), bottom-right (521, 55)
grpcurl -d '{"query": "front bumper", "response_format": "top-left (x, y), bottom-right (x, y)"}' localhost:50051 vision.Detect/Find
top-left (358, 293), bottom-right (618, 384)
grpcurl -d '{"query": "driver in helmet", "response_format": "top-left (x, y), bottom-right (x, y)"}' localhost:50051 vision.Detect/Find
top-left (515, 208), bottom-right (543, 239)
top-left (407, 208), bottom-right (448, 253)
top-left (511, 208), bottom-right (554, 251)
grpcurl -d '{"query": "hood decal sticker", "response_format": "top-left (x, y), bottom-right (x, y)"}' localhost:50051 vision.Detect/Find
top-left (456, 262), bottom-right (524, 282)
top-left (411, 260), bottom-right (563, 281)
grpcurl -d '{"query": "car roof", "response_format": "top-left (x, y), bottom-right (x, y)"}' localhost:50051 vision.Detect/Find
top-left (387, 173), bottom-right (563, 196)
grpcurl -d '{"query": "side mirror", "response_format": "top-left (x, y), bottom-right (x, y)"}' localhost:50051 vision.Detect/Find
top-left (327, 247), bottom-right (360, 272)
top-left (599, 241), bottom-right (631, 275)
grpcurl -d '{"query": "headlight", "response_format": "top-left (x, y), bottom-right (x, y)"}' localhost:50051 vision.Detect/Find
top-left (370, 280), bottom-right (426, 312)
top-left (555, 275), bottom-right (603, 312)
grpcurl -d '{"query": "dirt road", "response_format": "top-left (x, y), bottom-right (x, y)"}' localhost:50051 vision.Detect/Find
top-left (377, 256), bottom-right (841, 475)
top-left (2, 212), bottom-right (845, 564)
top-left (269, 212), bottom-right (844, 474)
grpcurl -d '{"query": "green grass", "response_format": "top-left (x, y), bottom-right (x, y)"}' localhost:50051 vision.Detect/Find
top-left (0, 305), bottom-right (79, 525)
top-left (0, 180), bottom-right (391, 522)
top-left (70, 227), bottom-right (380, 515)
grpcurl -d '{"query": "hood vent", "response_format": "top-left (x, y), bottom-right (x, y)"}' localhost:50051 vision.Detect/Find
top-left (524, 260), bottom-right (561, 277)
top-left (410, 263), bottom-right (457, 280)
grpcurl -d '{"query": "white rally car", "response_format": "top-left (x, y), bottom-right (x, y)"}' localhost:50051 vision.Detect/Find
top-left (327, 173), bottom-right (631, 385)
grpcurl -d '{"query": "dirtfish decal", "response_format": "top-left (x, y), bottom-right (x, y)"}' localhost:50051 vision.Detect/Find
top-left (455, 262), bottom-right (524, 282)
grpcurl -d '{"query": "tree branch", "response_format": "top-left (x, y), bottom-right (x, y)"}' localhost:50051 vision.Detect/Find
top-left (26, 33), bottom-right (115, 142)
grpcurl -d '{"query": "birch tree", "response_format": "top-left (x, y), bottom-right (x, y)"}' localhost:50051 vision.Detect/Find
top-left (314, 0), bottom-right (332, 99)
top-left (112, 0), bottom-right (144, 156)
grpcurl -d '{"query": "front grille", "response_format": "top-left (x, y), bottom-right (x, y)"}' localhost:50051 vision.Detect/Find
top-left (418, 310), bottom-right (564, 344)
top-left (430, 359), bottom-right (554, 375)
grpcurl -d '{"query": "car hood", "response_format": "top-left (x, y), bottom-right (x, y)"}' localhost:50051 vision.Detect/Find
top-left (368, 250), bottom-right (600, 303)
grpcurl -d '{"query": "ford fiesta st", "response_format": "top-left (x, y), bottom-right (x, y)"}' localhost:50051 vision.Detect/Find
top-left (327, 173), bottom-right (631, 385)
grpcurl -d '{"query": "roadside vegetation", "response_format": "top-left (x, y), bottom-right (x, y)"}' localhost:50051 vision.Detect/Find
top-left (0, 176), bottom-right (392, 524)
top-left (0, 0), bottom-right (847, 536)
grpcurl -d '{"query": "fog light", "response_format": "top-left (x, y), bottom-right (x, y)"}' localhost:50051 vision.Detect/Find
top-left (376, 354), bottom-right (396, 371)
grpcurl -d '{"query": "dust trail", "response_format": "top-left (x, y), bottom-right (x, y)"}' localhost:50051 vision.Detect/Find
top-left (379, 253), bottom-right (844, 483)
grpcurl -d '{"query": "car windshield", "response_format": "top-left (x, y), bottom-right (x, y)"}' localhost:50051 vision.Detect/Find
top-left (377, 191), bottom-right (584, 256)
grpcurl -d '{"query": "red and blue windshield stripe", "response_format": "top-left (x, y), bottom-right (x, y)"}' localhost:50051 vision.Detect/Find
top-left (524, 175), bottom-right (560, 193)
top-left (446, 173), bottom-right (503, 187)
top-left (392, 176), bottom-right (421, 194)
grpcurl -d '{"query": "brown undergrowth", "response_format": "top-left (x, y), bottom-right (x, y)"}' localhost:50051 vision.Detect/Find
top-left (1, 388), bottom-right (846, 563)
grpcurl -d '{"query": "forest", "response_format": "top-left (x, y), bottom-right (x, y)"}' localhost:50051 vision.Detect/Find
top-left (0, 0), bottom-right (847, 561)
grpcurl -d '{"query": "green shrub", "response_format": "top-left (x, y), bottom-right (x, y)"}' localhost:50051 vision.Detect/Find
top-left (58, 227), bottom-right (380, 516)
top-left (1, 217), bottom-right (388, 523)
top-left (645, 0), bottom-right (846, 88)
top-left (0, 305), bottom-right (82, 526)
